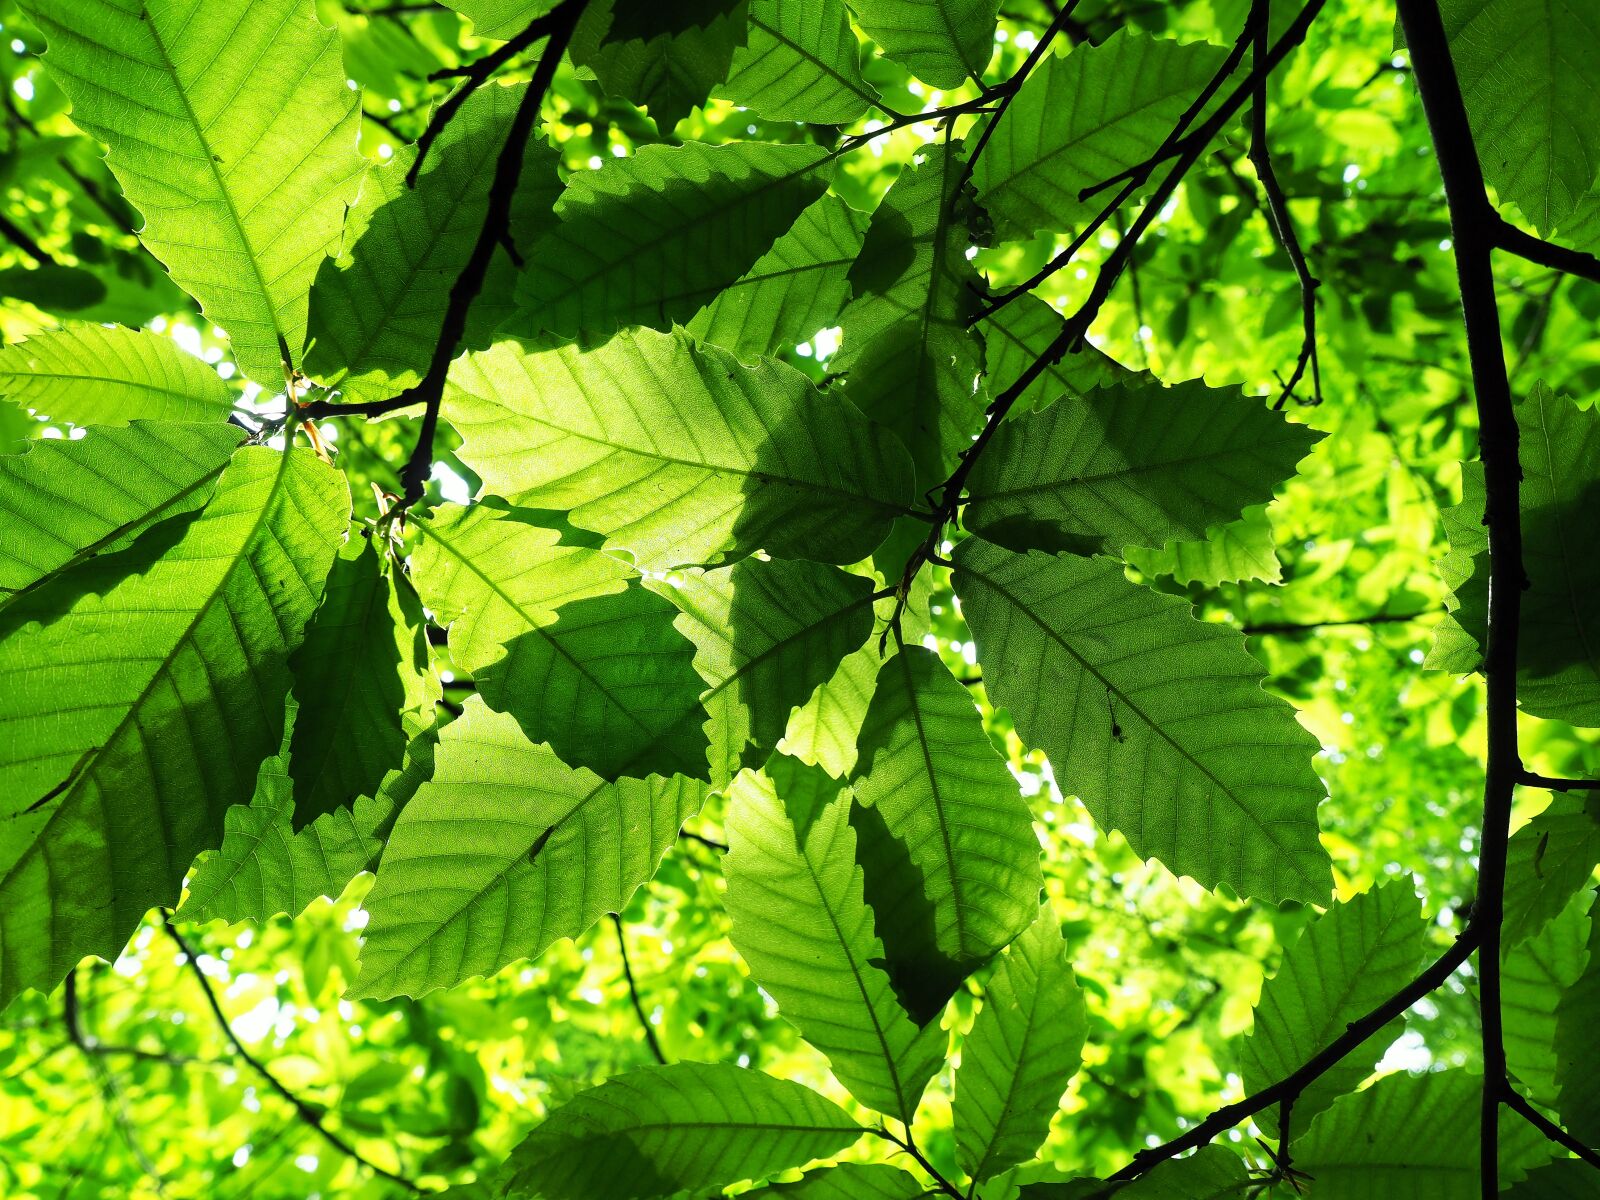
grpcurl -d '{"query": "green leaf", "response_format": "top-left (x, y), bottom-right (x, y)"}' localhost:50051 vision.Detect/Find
top-left (512, 141), bottom-right (830, 340)
top-left (500, 1062), bottom-right (863, 1199)
top-left (848, 0), bottom-right (999, 88)
top-left (973, 30), bottom-right (1229, 240)
top-left (0, 446), bottom-right (347, 1006)
top-left (686, 193), bottom-right (869, 362)
top-left (1502, 888), bottom-right (1589, 1103)
top-left (1438, 0), bottom-right (1600, 231)
top-left (1112, 1146), bottom-right (1251, 1198)
top-left (303, 83), bottom-right (562, 405)
top-left (723, 764), bottom-right (946, 1122)
top-left (1238, 881), bottom-right (1428, 1137)
top-left (26, 0), bottom-right (366, 385)
top-left (355, 698), bottom-right (705, 999)
top-left (716, 0), bottom-right (878, 123)
top-left (1429, 384), bottom-right (1600, 725)
top-left (978, 295), bottom-right (1133, 412)
top-left (1505, 1162), bottom-right (1600, 1200)
top-left (964, 378), bottom-right (1320, 557)
top-left (1503, 793), bottom-right (1600, 951)
top-left (409, 502), bottom-right (708, 782)
top-left (851, 646), bottom-right (1042, 1017)
top-left (658, 557), bottom-right (878, 787)
top-left (0, 264), bottom-right (106, 314)
top-left (745, 1163), bottom-right (927, 1198)
top-left (446, 328), bottom-right (916, 568)
top-left (0, 323), bottom-right (235, 426)
top-left (569, 0), bottom-right (752, 131)
top-left (1556, 891), bottom-right (1600, 1147)
top-left (952, 538), bottom-right (1330, 904)
top-left (287, 538), bottom-right (435, 827)
top-left (839, 142), bottom-right (987, 493)
top-left (0, 420), bottom-right (242, 600)
top-left (1294, 1069), bottom-right (1553, 1198)
top-left (181, 723), bottom-right (436, 925)
top-left (1126, 506), bottom-right (1282, 587)
top-left (780, 636), bottom-right (882, 778)
top-left (953, 907), bottom-right (1085, 1182)
top-left (441, 0), bottom-right (557, 39)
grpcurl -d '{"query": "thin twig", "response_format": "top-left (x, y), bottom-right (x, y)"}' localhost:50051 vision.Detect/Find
top-left (1494, 217), bottom-right (1600, 285)
top-left (1247, 0), bottom-right (1322, 409)
top-left (0, 208), bottom-right (55, 267)
top-left (161, 916), bottom-right (428, 1193)
top-left (1518, 771), bottom-right (1600, 792)
top-left (871, 1126), bottom-right (966, 1200)
top-left (1240, 611), bottom-right (1437, 636)
top-left (391, 0), bottom-right (585, 506)
top-left (678, 828), bottom-right (729, 854)
top-left (952, 0), bottom-right (1085, 199)
top-left (1502, 1087), bottom-right (1600, 1170)
top-left (1097, 924), bottom-right (1480, 1185)
top-left (1396, 3), bottom-right (1527, 1195)
top-left (610, 913), bottom-right (668, 1065)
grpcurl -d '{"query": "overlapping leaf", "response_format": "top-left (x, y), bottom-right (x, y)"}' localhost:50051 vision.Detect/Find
top-left (978, 294), bottom-right (1132, 411)
top-left (446, 328), bottom-right (916, 568)
top-left (1126, 506), bottom-right (1282, 586)
top-left (1555, 890), bottom-right (1600, 1146)
top-left (780, 638), bottom-right (882, 777)
top-left (1110, 1146), bottom-right (1252, 1199)
top-left (0, 420), bottom-right (242, 600)
top-left (26, 0), bottom-right (366, 384)
top-left (952, 538), bottom-right (1330, 904)
top-left (501, 1062), bottom-right (863, 1200)
top-left (686, 193), bottom-right (869, 362)
top-left (747, 1164), bottom-right (927, 1198)
top-left (1429, 384), bottom-right (1600, 725)
top-left (954, 908), bottom-right (1085, 1182)
top-left (287, 539), bottom-right (435, 826)
top-left (1239, 881), bottom-right (1427, 1136)
top-left (303, 83), bottom-right (562, 404)
top-left (717, 0), bottom-right (878, 123)
top-left (659, 557), bottom-right (877, 786)
top-left (1438, 0), bottom-right (1600, 231)
top-left (1295, 1070), bottom-right (1552, 1197)
top-left (182, 723), bottom-right (436, 925)
top-left (965, 378), bottom-right (1320, 556)
top-left (851, 646), bottom-right (1042, 1017)
top-left (0, 446), bottom-right (347, 1006)
top-left (1503, 792), bottom-right (1600, 950)
top-left (0, 324), bottom-right (234, 426)
top-left (1501, 888), bottom-right (1589, 1102)
top-left (839, 142), bottom-right (987, 497)
top-left (512, 141), bottom-right (829, 340)
top-left (355, 699), bottom-right (704, 999)
top-left (848, 0), bottom-right (998, 87)
top-left (973, 30), bottom-right (1228, 239)
top-left (409, 501), bottom-right (707, 781)
top-left (723, 765), bottom-right (946, 1122)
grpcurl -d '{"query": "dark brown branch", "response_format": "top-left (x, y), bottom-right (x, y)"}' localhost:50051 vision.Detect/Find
top-left (954, 0), bottom-right (1086, 198)
top-left (407, 4), bottom-right (574, 185)
top-left (1240, 611), bottom-right (1437, 636)
top-left (1099, 924), bottom-right (1481, 1185)
top-left (1396, 3), bottom-right (1527, 1195)
top-left (1502, 1088), bottom-right (1600, 1170)
top-left (978, 0), bottom-right (1264, 323)
top-left (611, 914), bottom-right (668, 1065)
top-left (390, 0), bottom-right (584, 506)
top-left (1494, 217), bottom-right (1600, 285)
top-left (906, 0), bottom-right (1327, 619)
top-left (1247, 0), bottom-right (1322, 409)
top-left (161, 916), bottom-right (428, 1194)
top-left (1518, 771), bottom-right (1600, 792)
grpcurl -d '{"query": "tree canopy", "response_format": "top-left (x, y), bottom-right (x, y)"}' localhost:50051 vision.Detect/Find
top-left (1, 0), bottom-right (1599, 1197)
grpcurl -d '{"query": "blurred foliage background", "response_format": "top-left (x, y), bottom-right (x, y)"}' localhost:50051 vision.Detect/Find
top-left (1, 0), bottom-right (1596, 1194)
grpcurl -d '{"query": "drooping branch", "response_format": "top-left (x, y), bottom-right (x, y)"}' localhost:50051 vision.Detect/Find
top-left (1246, 0), bottom-right (1322, 408)
top-left (161, 916), bottom-right (429, 1194)
top-left (1240, 611), bottom-right (1437, 636)
top-left (1518, 771), bottom-right (1600, 793)
top-left (1494, 217), bottom-right (1600, 285)
top-left (1395, 3), bottom-right (1527, 1195)
top-left (611, 913), bottom-right (668, 1065)
top-left (1502, 1088), bottom-right (1600, 1170)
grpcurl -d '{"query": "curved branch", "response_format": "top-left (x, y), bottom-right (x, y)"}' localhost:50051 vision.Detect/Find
top-left (611, 913), bottom-right (668, 1065)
